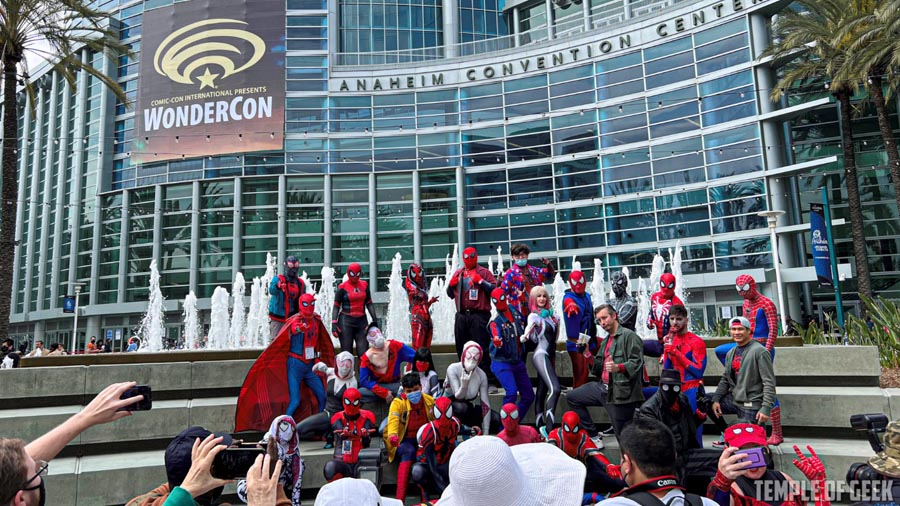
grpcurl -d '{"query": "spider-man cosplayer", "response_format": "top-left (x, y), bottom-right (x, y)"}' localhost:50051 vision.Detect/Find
top-left (406, 263), bottom-right (439, 349)
top-left (708, 423), bottom-right (829, 506)
top-left (548, 411), bottom-right (627, 495)
top-left (496, 403), bottom-right (542, 446)
top-left (359, 325), bottom-right (417, 404)
top-left (610, 271), bottom-right (638, 331)
top-left (661, 305), bottom-right (707, 445)
top-left (447, 247), bottom-right (497, 381)
top-left (563, 270), bottom-right (598, 388)
top-left (489, 287), bottom-right (535, 417)
top-left (268, 255), bottom-right (308, 340)
top-left (333, 262), bottom-right (379, 356)
top-left (646, 273), bottom-right (684, 357)
top-left (499, 243), bottom-right (555, 318)
top-left (715, 275), bottom-right (783, 446)
top-left (323, 388), bottom-right (377, 482)
top-left (296, 351), bottom-right (356, 448)
top-left (411, 397), bottom-right (472, 501)
top-left (235, 294), bottom-right (336, 431)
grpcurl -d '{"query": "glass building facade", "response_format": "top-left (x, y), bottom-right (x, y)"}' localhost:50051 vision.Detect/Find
top-left (7, 0), bottom-right (900, 348)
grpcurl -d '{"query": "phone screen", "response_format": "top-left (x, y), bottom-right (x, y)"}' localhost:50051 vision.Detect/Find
top-left (738, 447), bottom-right (767, 469)
top-left (118, 385), bottom-right (152, 411)
top-left (211, 448), bottom-right (265, 480)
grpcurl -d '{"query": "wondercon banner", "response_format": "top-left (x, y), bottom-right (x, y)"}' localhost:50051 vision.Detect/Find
top-left (133, 0), bottom-right (285, 163)
top-left (810, 203), bottom-right (834, 288)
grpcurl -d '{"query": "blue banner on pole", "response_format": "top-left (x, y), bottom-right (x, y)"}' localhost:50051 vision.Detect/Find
top-left (810, 203), bottom-right (834, 288)
top-left (62, 296), bottom-right (75, 313)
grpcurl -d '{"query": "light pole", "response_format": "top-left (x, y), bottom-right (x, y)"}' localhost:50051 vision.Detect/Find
top-left (70, 283), bottom-right (85, 354)
top-left (758, 210), bottom-right (789, 334)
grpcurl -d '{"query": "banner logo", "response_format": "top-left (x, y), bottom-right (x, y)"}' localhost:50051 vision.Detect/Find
top-left (154, 19), bottom-right (266, 90)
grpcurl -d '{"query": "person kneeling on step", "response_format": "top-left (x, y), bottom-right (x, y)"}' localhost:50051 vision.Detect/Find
top-left (323, 388), bottom-right (376, 483)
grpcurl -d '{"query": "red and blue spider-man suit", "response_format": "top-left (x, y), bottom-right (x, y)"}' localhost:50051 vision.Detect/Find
top-left (323, 388), bottom-right (377, 482)
top-left (646, 273), bottom-right (684, 357)
top-left (662, 327), bottom-right (707, 445)
top-left (359, 337), bottom-right (417, 402)
top-left (548, 411), bottom-right (626, 495)
top-left (406, 263), bottom-right (438, 349)
top-left (563, 271), bottom-right (597, 388)
top-left (411, 397), bottom-right (464, 501)
top-left (715, 274), bottom-right (783, 445)
top-left (332, 263), bottom-right (379, 356)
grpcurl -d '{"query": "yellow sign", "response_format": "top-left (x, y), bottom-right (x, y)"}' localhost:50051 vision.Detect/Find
top-left (153, 18), bottom-right (266, 90)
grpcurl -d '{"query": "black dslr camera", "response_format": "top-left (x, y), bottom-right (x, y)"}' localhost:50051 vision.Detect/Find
top-left (847, 414), bottom-right (890, 486)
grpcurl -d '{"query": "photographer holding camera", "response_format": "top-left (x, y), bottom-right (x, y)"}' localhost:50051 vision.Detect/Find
top-left (845, 414), bottom-right (900, 506)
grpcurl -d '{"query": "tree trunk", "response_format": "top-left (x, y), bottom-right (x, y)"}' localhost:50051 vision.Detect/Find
top-left (837, 91), bottom-right (873, 306)
top-left (0, 53), bottom-right (21, 341)
top-left (868, 74), bottom-right (900, 220)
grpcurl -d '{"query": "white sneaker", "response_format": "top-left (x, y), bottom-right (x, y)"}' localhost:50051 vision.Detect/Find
top-left (590, 435), bottom-right (604, 449)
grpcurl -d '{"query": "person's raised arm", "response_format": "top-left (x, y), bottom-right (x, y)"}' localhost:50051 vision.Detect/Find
top-left (26, 382), bottom-right (141, 462)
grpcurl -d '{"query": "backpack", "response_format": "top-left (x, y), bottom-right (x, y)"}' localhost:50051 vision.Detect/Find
top-left (625, 490), bottom-right (705, 506)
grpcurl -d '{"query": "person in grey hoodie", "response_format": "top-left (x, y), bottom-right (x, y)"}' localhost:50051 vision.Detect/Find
top-left (711, 316), bottom-right (776, 428)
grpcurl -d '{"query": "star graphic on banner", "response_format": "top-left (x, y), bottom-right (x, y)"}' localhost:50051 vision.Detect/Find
top-left (197, 68), bottom-right (219, 90)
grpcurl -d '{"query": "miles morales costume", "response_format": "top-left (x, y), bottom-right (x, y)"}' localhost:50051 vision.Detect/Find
top-left (563, 270), bottom-right (597, 388)
top-left (235, 293), bottom-right (336, 431)
top-left (406, 263), bottom-right (439, 350)
top-left (333, 262), bottom-right (379, 356)
top-left (268, 255), bottom-right (308, 341)
top-left (323, 388), bottom-right (377, 482)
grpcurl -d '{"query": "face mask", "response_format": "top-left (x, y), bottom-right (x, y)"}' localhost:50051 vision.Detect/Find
top-left (37, 478), bottom-right (46, 506)
top-left (407, 391), bottom-right (422, 404)
top-left (540, 308), bottom-right (552, 318)
top-left (515, 259), bottom-right (528, 267)
top-left (415, 361), bottom-right (430, 373)
top-left (367, 329), bottom-right (385, 349)
top-left (660, 383), bottom-right (681, 407)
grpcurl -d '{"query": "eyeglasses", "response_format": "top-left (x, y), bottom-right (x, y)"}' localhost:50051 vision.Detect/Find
top-left (18, 460), bottom-right (48, 496)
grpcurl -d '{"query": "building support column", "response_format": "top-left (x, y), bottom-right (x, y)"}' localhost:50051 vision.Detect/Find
top-left (582, 0), bottom-right (591, 31)
top-left (152, 185), bottom-right (164, 271)
top-left (23, 86), bottom-right (47, 313)
top-left (278, 175), bottom-right (287, 263)
top-left (10, 101), bottom-right (31, 315)
top-left (546, 0), bottom-right (555, 39)
top-left (412, 171), bottom-right (422, 264)
top-left (512, 9), bottom-right (521, 47)
top-left (117, 191), bottom-right (130, 304)
top-left (233, 177), bottom-right (243, 278)
top-left (89, 49), bottom-right (118, 305)
top-left (189, 181), bottom-right (201, 295)
top-left (50, 73), bottom-right (73, 309)
top-left (456, 165), bottom-right (466, 251)
top-left (37, 76), bottom-right (59, 312)
top-left (67, 49), bottom-right (90, 302)
top-left (324, 174), bottom-right (333, 266)
top-left (443, 0), bottom-right (459, 58)
top-left (368, 173), bottom-right (377, 289)
top-left (327, 0), bottom-right (339, 62)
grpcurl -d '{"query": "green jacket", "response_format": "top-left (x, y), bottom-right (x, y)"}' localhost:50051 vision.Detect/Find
top-left (592, 325), bottom-right (644, 404)
top-left (713, 340), bottom-right (777, 416)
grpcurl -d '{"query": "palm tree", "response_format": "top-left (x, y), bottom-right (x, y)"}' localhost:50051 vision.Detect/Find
top-left (838, 0), bottom-right (900, 218)
top-left (0, 0), bottom-right (129, 339)
top-left (763, 0), bottom-right (874, 301)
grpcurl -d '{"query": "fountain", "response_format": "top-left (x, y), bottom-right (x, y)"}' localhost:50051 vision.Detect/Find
top-left (137, 260), bottom-right (166, 352)
top-left (670, 240), bottom-right (686, 304)
top-left (208, 286), bottom-right (231, 349)
top-left (229, 272), bottom-right (247, 348)
top-left (590, 258), bottom-right (607, 306)
top-left (429, 245), bottom-right (458, 344)
top-left (244, 277), bottom-right (263, 348)
top-left (635, 278), bottom-right (653, 339)
top-left (386, 253), bottom-right (411, 343)
top-left (487, 256), bottom-right (494, 278)
top-left (316, 266), bottom-right (337, 344)
top-left (182, 291), bottom-right (201, 350)
top-left (495, 245), bottom-right (504, 277)
top-left (648, 254), bottom-right (665, 298)
top-left (550, 272), bottom-right (567, 320)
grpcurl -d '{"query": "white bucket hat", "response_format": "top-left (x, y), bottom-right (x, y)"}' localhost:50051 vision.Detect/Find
top-left (437, 436), bottom-right (586, 506)
top-left (314, 477), bottom-right (403, 506)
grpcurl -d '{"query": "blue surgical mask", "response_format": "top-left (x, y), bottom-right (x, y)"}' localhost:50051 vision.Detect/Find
top-left (515, 259), bottom-right (528, 267)
top-left (540, 308), bottom-right (553, 318)
top-left (407, 391), bottom-right (422, 404)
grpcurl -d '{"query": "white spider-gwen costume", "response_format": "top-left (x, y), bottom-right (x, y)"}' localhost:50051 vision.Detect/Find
top-left (521, 310), bottom-right (560, 434)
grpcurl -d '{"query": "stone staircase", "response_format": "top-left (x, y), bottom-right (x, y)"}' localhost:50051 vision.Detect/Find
top-left (0, 344), bottom-right (885, 505)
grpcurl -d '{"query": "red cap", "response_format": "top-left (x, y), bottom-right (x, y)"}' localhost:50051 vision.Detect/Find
top-left (724, 423), bottom-right (766, 448)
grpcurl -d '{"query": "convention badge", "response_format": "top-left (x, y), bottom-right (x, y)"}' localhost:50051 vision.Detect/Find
top-left (305, 346), bottom-right (315, 360)
top-left (342, 439), bottom-right (353, 455)
top-left (468, 288), bottom-right (479, 300)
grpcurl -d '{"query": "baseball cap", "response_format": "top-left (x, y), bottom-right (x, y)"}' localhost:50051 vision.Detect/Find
top-left (729, 316), bottom-right (751, 329)
top-left (165, 426), bottom-right (233, 487)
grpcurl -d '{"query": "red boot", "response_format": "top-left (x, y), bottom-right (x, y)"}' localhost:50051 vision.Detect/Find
top-left (396, 460), bottom-right (413, 501)
top-left (767, 406), bottom-right (784, 446)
